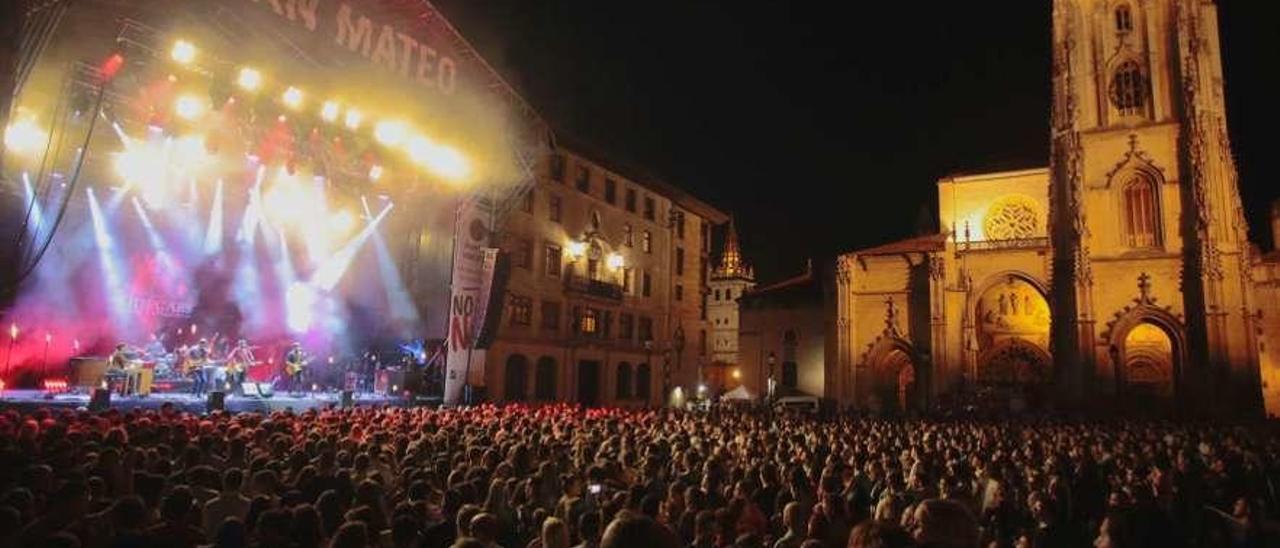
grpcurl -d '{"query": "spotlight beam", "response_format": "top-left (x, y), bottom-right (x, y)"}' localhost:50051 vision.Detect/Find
top-left (364, 195), bottom-right (419, 325)
top-left (86, 188), bottom-right (132, 330)
top-left (203, 178), bottom-right (224, 255)
top-left (311, 203), bottom-right (393, 291)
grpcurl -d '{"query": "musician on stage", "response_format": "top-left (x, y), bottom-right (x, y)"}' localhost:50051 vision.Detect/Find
top-left (188, 338), bottom-right (211, 396)
top-left (144, 335), bottom-right (166, 360)
top-left (284, 342), bottom-right (307, 394)
top-left (225, 339), bottom-right (254, 395)
top-left (106, 343), bottom-right (134, 395)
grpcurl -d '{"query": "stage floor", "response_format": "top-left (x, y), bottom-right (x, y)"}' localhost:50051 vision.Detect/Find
top-left (0, 389), bottom-right (435, 414)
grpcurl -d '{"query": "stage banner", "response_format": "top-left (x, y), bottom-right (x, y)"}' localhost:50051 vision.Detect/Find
top-left (444, 198), bottom-right (494, 405)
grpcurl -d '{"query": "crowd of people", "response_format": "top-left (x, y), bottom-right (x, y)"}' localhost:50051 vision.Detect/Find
top-left (0, 402), bottom-right (1277, 547)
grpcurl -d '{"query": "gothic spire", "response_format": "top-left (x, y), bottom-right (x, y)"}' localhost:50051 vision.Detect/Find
top-left (714, 216), bottom-right (752, 280)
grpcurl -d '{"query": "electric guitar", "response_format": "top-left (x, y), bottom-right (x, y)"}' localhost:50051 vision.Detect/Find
top-left (285, 352), bottom-right (311, 376)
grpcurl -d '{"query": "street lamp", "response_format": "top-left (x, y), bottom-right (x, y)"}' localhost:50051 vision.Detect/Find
top-left (643, 340), bottom-right (654, 405)
top-left (767, 351), bottom-right (777, 401)
top-left (4, 323), bottom-right (17, 380)
top-left (42, 333), bottom-right (51, 380)
top-left (672, 325), bottom-right (686, 403)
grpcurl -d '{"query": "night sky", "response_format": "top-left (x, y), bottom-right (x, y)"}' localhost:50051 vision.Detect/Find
top-left (432, 1), bottom-right (1276, 284)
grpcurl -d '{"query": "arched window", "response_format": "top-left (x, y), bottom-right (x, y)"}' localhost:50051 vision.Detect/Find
top-left (615, 362), bottom-right (633, 399)
top-left (1123, 176), bottom-right (1161, 248)
top-left (1115, 4), bottom-right (1133, 33)
top-left (1110, 61), bottom-right (1146, 116)
top-left (635, 363), bottom-right (652, 400)
top-left (535, 357), bottom-right (557, 401)
top-left (504, 354), bottom-right (529, 401)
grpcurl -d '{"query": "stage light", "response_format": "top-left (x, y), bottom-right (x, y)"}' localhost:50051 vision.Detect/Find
top-left (321, 100), bottom-right (340, 122)
top-left (373, 120), bottom-right (408, 146)
top-left (171, 40), bottom-right (197, 64)
top-left (406, 135), bottom-right (432, 161)
top-left (368, 164), bottom-right (384, 182)
top-left (732, 368), bottom-right (741, 380)
top-left (331, 210), bottom-right (355, 233)
top-left (4, 118), bottom-right (47, 156)
top-left (606, 253), bottom-right (625, 270)
top-left (174, 94), bottom-right (205, 120)
top-left (8, 323), bottom-right (16, 340)
top-left (344, 109), bottom-right (363, 130)
top-left (282, 86), bottom-right (304, 109)
top-left (566, 240), bottom-right (587, 261)
top-left (405, 134), bottom-right (470, 181)
top-left (237, 67), bottom-right (262, 91)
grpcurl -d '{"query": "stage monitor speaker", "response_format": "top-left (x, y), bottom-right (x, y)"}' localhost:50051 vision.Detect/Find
top-left (242, 382), bottom-right (274, 398)
top-left (341, 390), bottom-right (354, 408)
top-left (207, 391), bottom-right (225, 412)
top-left (72, 357), bottom-right (109, 388)
top-left (89, 388), bottom-right (111, 412)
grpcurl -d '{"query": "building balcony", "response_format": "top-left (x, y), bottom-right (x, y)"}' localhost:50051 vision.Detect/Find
top-left (958, 237), bottom-right (1049, 252)
top-left (564, 274), bottom-right (624, 301)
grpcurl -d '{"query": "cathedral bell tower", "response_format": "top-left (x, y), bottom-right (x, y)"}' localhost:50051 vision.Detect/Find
top-left (1049, 0), bottom-right (1261, 415)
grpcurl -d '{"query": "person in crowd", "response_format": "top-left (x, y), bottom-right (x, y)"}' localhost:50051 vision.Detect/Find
top-left (0, 404), bottom-right (1278, 548)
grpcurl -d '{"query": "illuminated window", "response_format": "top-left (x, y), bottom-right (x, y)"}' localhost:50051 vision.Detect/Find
top-left (1110, 61), bottom-right (1146, 116)
top-left (545, 244), bottom-right (562, 277)
top-left (1123, 176), bottom-right (1161, 248)
top-left (623, 223), bottom-right (634, 247)
top-left (622, 267), bottom-right (634, 294)
top-left (580, 308), bottom-right (599, 334)
top-left (642, 230), bottom-right (652, 253)
top-left (509, 295), bottom-right (532, 326)
top-left (1115, 4), bottom-right (1133, 33)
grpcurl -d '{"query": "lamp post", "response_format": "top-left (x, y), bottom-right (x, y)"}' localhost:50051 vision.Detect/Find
top-left (767, 351), bottom-right (777, 401)
top-left (42, 333), bottom-right (51, 380)
top-left (661, 348), bottom-right (671, 407)
top-left (643, 340), bottom-right (654, 405)
top-left (4, 323), bottom-right (16, 380)
top-left (672, 325), bottom-right (685, 402)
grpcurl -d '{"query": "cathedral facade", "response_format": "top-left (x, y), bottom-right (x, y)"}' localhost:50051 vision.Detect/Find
top-left (831, 0), bottom-right (1279, 417)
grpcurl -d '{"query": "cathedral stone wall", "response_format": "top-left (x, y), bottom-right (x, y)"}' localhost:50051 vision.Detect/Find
top-left (827, 0), bottom-right (1270, 416)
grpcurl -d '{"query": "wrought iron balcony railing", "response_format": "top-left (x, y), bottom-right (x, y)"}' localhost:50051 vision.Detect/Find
top-left (564, 275), bottom-right (624, 301)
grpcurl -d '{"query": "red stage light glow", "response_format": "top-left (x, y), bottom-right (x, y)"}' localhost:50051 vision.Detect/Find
top-left (100, 53), bottom-right (125, 81)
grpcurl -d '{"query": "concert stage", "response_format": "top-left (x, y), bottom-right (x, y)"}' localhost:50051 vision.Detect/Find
top-left (0, 389), bottom-right (438, 415)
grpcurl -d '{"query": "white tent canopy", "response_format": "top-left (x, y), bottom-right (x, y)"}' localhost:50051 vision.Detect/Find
top-left (722, 384), bottom-right (756, 401)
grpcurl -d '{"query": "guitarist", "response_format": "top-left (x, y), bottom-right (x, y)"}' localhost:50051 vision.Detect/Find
top-left (225, 339), bottom-right (255, 395)
top-left (284, 342), bottom-right (308, 394)
top-left (187, 339), bottom-right (211, 396)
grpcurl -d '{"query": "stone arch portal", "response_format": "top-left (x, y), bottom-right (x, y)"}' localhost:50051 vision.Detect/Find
top-left (1108, 307), bottom-right (1184, 411)
top-left (863, 338), bottom-right (921, 415)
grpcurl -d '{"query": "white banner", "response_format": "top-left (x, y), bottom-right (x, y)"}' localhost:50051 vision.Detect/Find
top-left (444, 199), bottom-right (493, 405)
